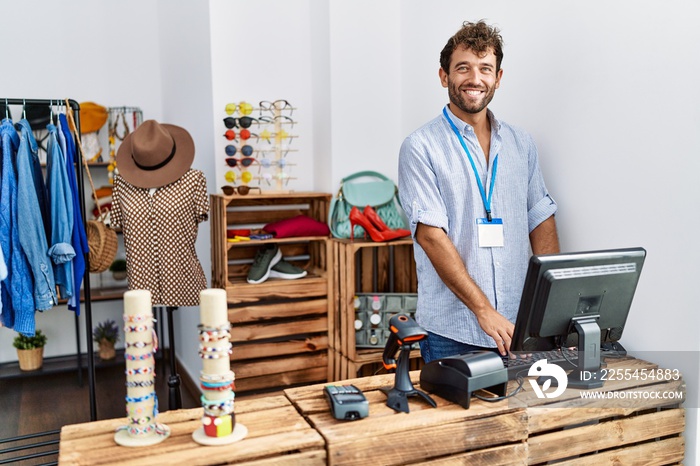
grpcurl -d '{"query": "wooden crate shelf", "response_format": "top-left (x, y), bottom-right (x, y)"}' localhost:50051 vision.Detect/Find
top-left (329, 238), bottom-right (420, 380)
top-left (210, 193), bottom-right (333, 393)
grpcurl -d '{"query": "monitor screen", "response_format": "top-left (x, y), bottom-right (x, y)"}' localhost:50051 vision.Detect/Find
top-left (512, 247), bottom-right (646, 353)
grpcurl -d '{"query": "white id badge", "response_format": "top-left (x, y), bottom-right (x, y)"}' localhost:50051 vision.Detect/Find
top-left (477, 218), bottom-right (504, 248)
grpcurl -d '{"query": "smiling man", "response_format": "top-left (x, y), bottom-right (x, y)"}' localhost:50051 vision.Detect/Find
top-left (398, 20), bottom-right (560, 363)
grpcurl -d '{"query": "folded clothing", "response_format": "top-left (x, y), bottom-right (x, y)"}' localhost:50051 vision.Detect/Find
top-left (263, 215), bottom-right (330, 238)
top-left (94, 186), bottom-right (113, 199)
top-left (92, 199), bottom-right (112, 219)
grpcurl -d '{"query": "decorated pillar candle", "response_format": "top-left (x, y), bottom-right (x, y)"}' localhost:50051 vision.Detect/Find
top-left (115, 290), bottom-right (170, 447)
top-left (192, 289), bottom-right (246, 445)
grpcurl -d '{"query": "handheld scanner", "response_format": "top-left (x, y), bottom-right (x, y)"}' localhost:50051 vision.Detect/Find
top-left (382, 314), bottom-right (428, 370)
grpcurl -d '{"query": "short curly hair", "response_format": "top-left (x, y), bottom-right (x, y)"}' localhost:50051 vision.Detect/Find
top-left (440, 20), bottom-right (504, 73)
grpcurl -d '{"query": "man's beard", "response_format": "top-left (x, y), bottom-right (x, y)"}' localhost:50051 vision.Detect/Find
top-left (447, 80), bottom-right (496, 115)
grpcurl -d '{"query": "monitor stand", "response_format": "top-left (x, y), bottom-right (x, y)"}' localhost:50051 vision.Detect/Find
top-left (537, 315), bottom-right (605, 389)
top-left (565, 315), bottom-right (604, 389)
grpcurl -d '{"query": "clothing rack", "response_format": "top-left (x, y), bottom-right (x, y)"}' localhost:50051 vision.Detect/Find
top-left (1, 98), bottom-right (96, 465)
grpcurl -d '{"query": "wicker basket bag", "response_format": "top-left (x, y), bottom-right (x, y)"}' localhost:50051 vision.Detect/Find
top-left (86, 218), bottom-right (118, 273)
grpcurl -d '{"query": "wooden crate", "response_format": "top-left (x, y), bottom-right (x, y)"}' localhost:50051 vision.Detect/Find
top-left (58, 396), bottom-right (326, 465)
top-left (210, 193), bottom-right (333, 393)
top-left (211, 193), bottom-right (331, 290)
top-left (285, 372), bottom-right (528, 466)
top-left (521, 356), bottom-right (686, 465)
top-left (329, 238), bottom-right (420, 380)
top-left (289, 356), bottom-right (686, 465)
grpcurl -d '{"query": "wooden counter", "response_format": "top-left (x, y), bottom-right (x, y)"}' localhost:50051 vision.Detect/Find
top-left (58, 395), bottom-right (325, 465)
top-left (59, 356), bottom-right (685, 465)
top-left (285, 356), bottom-right (686, 465)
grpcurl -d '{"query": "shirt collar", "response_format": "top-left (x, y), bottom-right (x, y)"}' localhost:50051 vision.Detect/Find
top-left (443, 104), bottom-right (502, 135)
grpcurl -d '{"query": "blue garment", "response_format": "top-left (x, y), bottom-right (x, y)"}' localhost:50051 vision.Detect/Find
top-left (46, 123), bottom-right (76, 300)
top-left (16, 120), bottom-right (51, 243)
top-left (56, 119), bottom-right (75, 298)
top-left (0, 247), bottom-right (6, 281)
top-left (398, 106), bottom-right (557, 348)
top-left (59, 113), bottom-right (88, 313)
top-left (16, 119), bottom-right (58, 311)
top-left (0, 118), bottom-right (36, 336)
top-left (0, 182), bottom-right (6, 318)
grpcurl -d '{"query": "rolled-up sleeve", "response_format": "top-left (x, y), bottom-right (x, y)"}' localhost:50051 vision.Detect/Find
top-left (528, 193), bottom-right (557, 232)
top-left (398, 133), bottom-right (450, 235)
top-left (525, 135), bottom-right (557, 232)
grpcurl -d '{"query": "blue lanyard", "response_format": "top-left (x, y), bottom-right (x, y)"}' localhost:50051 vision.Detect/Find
top-left (442, 107), bottom-right (498, 221)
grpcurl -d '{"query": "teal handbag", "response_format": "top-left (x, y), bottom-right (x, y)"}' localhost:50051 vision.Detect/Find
top-left (328, 171), bottom-right (407, 239)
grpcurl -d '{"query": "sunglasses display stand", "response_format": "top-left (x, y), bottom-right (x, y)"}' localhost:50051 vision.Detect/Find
top-left (222, 99), bottom-right (297, 193)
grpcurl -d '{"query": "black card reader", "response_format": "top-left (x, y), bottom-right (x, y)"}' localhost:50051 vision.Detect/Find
top-left (324, 384), bottom-right (369, 420)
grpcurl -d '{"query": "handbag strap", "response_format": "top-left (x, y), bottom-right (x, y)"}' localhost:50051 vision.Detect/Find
top-left (341, 170), bottom-right (391, 184)
top-left (65, 99), bottom-right (107, 221)
top-left (337, 171), bottom-right (394, 199)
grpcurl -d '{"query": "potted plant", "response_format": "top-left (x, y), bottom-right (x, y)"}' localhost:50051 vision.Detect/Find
top-left (13, 330), bottom-right (48, 371)
top-left (109, 258), bottom-right (127, 281)
top-left (93, 319), bottom-right (120, 360)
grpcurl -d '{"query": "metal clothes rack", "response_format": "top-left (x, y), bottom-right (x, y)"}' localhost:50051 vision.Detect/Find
top-left (0, 98), bottom-right (96, 464)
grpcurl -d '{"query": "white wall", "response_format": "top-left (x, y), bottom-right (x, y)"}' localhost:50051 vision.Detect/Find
top-left (398, 0), bottom-right (700, 459)
top-left (208, 0), bottom-right (316, 192)
top-left (327, 0), bottom-right (403, 189)
top-left (1, 0), bottom-right (698, 460)
top-left (156, 0), bottom-right (216, 389)
top-left (0, 0), bottom-right (164, 362)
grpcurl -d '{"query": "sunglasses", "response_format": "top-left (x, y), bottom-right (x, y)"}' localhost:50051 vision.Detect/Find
top-left (224, 170), bottom-right (254, 184)
top-left (260, 157), bottom-right (289, 169)
top-left (224, 144), bottom-right (254, 156)
top-left (221, 185), bottom-right (262, 196)
top-left (260, 171), bottom-right (293, 186)
top-left (258, 147), bottom-right (297, 157)
top-left (259, 99), bottom-right (294, 116)
top-left (224, 101), bottom-right (254, 116)
top-left (223, 116), bottom-right (258, 129)
top-left (257, 115), bottom-right (296, 129)
top-left (225, 157), bottom-right (259, 168)
top-left (224, 131), bottom-right (258, 143)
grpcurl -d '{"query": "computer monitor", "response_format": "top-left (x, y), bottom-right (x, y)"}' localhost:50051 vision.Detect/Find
top-left (511, 247), bottom-right (646, 388)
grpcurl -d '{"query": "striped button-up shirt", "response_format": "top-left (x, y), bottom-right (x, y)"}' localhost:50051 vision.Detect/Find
top-left (398, 105), bottom-right (557, 347)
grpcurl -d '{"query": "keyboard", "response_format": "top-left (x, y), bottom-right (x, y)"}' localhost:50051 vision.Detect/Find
top-left (503, 348), bottom-right (580, 380)
top-left (503, 345), bottom-right (627, 380)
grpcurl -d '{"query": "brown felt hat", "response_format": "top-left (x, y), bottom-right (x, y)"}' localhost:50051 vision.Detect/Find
top-left (116, 119), bottom-right (195, 188)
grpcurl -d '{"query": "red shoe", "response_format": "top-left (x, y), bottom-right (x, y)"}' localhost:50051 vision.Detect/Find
top-left (363, 205), bottom-right (411, 238)
top-left (349, 207), bottom-right (410, 242)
